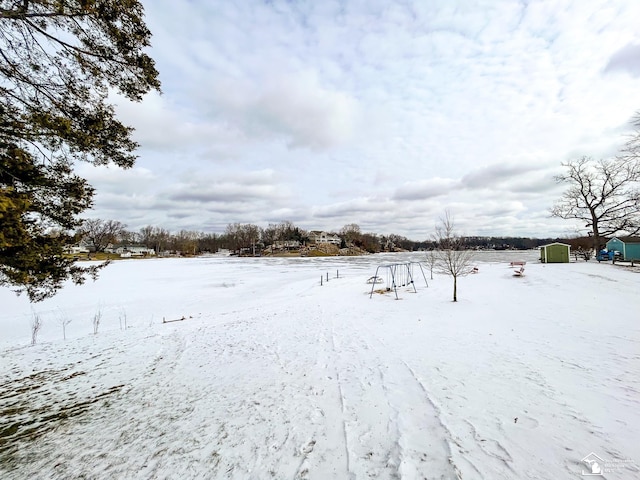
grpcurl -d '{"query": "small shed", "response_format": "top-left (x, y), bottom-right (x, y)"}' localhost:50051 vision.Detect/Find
top-left (605, 237), bottom-right (640, 261)
top-left (540, 243), bottom-right (570, 263)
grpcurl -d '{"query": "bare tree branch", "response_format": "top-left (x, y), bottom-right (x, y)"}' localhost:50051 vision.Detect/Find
top-left (434, 211), bottom-right (475, 302)
top-left (551, 156), bottom-right (640, 251)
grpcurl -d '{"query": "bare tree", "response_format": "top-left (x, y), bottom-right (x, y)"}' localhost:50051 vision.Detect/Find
top-left (551, 156), bottom-right (640, 252)
top-left (171, 230), bottom-right (200, 255)
top-left (139, 225), bottom-right (155, 247)
top-left (81, 219), bottom-right (127, 252)
top-left (424, 250), bottom-right (438, 280)
top-left (277, 221), bottom-right (307, 243)
top-left (388, 234), bottom-right (412, 251)
top-left (119, 230), bottom-right (140, 244)
top-left (30, 310), bottom-right (43, 345)
top-left (119, 308), bottom-right (128, 330)
top-left (224, 223), bottom-right (243, 253)
top-left (58, 309), bottom-right (72, 340)
top-left (225, 223), bottom-right (260, 254)
top-left (434, 212), bottom-right (475, 302)
top-left (340, 223), bottom-right (362, 247)
top-left (92, 308), bottom-right (102, 335)
top-left (261, 224), bottom-right (278, 249)
top-left (240, 224), bottom-right (260, 255)
top-left (142, 226), bottom-right (170, 254)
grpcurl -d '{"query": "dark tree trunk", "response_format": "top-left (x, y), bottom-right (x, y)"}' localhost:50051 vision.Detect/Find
top-left (453, 275), bottom-right (458, 302)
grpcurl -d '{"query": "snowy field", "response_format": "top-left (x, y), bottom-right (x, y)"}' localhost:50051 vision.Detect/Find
top-left (1, 252), bottom-right (639, 479)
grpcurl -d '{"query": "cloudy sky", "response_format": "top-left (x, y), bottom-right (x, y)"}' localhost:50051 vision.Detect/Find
top-left (81, 0), bottom-right (640, 240)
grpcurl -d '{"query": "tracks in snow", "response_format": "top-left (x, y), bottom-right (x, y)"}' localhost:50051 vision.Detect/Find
top-left (329, 317), bottom-right (461, 479)
top-left (1, 296), bottom-right (518, 480)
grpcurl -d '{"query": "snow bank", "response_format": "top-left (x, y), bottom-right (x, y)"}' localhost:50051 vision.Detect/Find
top-left (1, 253), bottom-right (639, 479)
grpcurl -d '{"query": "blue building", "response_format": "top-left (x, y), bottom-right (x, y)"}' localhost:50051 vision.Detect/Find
top-left (605, 237), bottom-right (640, 261)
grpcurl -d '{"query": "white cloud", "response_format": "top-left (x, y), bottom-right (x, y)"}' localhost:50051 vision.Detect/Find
top-left (80, 0), bottom-right (640, 239)
top-left (211, 70), bottom-right (358, 150)
top-left (393, 178), bottom-right (460, 200)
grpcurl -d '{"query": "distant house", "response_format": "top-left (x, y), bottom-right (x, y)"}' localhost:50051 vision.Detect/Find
top-left (65, 238), bottom-right (97, 254)
top-left (605, 237), bottom-right (640, 261)
top-left (273, 240), bottom-right (301, 250)
top-left (308, 231), bottom-right (341, 245)
top-left (540, 243), bottom-right (570, 263)
top-left (65, 242), bottom-right (91, 254)
top-left (105, 244), bottom-right (155, 257)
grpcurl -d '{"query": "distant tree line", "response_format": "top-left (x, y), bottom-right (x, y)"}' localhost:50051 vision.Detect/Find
top-left (75, 219), bottom-right (572, 256)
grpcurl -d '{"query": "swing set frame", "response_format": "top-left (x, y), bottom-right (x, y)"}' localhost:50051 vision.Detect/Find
top-left (369, 262), bottom-right (429, 299)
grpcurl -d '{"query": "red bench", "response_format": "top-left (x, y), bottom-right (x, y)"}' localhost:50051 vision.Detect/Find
top-left (513, 266), bottom-right (525, 276)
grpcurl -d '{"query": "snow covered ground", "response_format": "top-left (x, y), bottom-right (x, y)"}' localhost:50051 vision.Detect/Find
top-left (1, 252), bottom-right (639, 479)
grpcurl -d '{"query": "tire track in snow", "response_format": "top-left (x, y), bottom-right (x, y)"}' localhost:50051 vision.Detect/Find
top-left (377, 357), bottom-right (461, 479)
top-left (400, 360), bottom-right (466, 479)
top-left (376, 364), bottom-right (403, 473)
top-left (372, 331), bottom-right (501, 479)
top-left (330, 325), bottom-right (353, 479)
top-left (330, 315), bottom-right (462, 479)
top-left (197, 305), bottom-right (355, 479)
top-left (329, 321), bottom-right (400, 479)
top-left (361, 330), bottom-right (477, 479)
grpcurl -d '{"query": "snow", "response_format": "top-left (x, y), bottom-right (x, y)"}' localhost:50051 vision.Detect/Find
top-left (1, 252), bottom-right (639, 479)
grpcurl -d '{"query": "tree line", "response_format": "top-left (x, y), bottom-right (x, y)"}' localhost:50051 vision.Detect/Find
top-left (77, 218), bottom-right (571, 256)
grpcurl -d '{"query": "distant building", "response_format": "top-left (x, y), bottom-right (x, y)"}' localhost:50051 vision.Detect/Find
top-left (308, 231), bottom-right (341, 245)
top-left (273, 240), bottom-right (301, 250)
top-left (605, 237), bottom-right (640, 261)
top-left (65, 238), bottom-right (98, 254)
top-left (65, 241), bottom-right (91, 254)
top-left (105, 244), bottom-right (155, 257)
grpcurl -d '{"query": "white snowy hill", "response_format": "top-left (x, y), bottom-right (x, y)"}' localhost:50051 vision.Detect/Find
top-left (1, 253), bottom-right (638, 479)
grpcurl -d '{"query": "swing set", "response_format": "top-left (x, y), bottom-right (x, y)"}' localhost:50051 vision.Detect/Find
top-left (368, 262), bottom-right (429, 299)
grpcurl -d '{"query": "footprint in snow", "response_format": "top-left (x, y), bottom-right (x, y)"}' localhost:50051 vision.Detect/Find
top-left (514, 415), bottom-right (539, 429)
top-left (300, 439), bottom-right (316, 455)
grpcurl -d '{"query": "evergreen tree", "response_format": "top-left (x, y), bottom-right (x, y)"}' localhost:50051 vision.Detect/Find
top-left (0, 0), bottom-right (160, 300)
